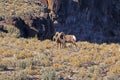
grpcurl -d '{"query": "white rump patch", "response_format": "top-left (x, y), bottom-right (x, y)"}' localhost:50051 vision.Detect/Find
top-left (73, 35), bottom-right (76, 41)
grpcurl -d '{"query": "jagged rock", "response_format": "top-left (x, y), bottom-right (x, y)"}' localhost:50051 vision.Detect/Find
top-left (3, 13), bottom-right (54, 40)
top-left (39, 0), bottom-right (68, 23)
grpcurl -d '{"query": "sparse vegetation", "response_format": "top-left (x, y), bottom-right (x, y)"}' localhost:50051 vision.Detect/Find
top-left (0, 36), bottom-right (120, 79)
top-left (0, 0), bottom-right (45, 18)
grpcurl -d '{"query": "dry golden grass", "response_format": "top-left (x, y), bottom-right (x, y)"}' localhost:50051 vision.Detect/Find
top-left (2, 50), bottom-right (15, 57)
top-left (16, 51), bottom-right (35, 59)
top-left (0, 36), bottom-right (120, 79)
top-left (0, 0), bottom-right (44, 18)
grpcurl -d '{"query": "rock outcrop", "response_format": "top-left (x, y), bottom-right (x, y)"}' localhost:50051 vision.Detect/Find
top-left (39, 0), bottom-right (67, 23)
top-left (3, 13), bottom-right (54, 40)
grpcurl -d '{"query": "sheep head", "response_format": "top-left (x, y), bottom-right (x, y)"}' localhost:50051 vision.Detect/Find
top-left (53, 32), bottom-right (60, 41)
top-left (53, 32), bottom-right (66, 48)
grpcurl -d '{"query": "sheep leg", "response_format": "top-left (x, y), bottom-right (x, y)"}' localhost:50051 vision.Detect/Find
top-left (73, 42), bottom-right (77, 47)
top-left (56, 43), bottom-right (58, 49)
top-left (57, 43), bottom-right (61, 49)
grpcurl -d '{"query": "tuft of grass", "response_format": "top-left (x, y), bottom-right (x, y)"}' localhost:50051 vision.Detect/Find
top-left (2, 50), bottom-right (15, 57)
top-left (0, 62), bottom-right (7, 71)
top-left (16, 51), bottom-right (34, 59)
top-left (40, 68), bottom-right (56, 80)
top-left (26, 67), bottom-right (39, 75)
top-left (8, 70), bottom-right (28, 80)
top-left (104, 57), bottom-right (116, 65)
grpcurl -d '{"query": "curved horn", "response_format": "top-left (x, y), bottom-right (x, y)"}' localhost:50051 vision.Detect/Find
top-left (53, 32), bottom-right (60, 41)
top-left (60, 32), bottom-right (65, 36)
top-left (59, 32), bottom-right (65, 40)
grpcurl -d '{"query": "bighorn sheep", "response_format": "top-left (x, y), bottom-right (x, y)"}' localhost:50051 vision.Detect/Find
top-left (64, 35), bottom-right (77, 47)
top-left (53, 32), bottom-right (77, 48)
top-left (53, 32), bottom-right (66, 48)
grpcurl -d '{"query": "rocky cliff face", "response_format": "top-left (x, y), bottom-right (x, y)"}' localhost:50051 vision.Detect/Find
top-left (52, 0), bottom-right (120, 43)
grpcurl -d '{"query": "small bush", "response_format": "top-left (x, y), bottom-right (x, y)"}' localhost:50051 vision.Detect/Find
top-left (40, 68), bottom-right (56, 80)
top-left (16, 60), bottom-right (30, 69)
top-left (16, 51), bottom-right (34, 59)
top-left (0, 62), bottom-right (7, 71)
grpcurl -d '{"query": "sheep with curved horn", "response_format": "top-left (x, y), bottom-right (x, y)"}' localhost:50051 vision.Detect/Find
top-left (53, 32), bottom-right (77, 48)
top-left (53, 32), bottom-right (66, 48)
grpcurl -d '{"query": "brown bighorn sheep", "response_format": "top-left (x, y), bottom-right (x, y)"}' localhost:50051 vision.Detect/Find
top-left (64, 35), bottom-right (77, 47)
top-left (53, 32), bottom-right (77, 48)
top-left (53, 32), bottom-right (66, 48)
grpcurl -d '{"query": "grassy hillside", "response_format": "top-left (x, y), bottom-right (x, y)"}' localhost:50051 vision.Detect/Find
top-left (0, 0), bottom-right (45, 18)
top-left (0, 37), bottom-right (120, 79)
